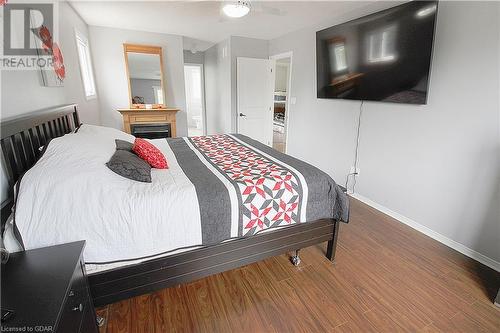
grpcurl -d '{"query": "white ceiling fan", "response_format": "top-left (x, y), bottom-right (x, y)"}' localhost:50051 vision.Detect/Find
top-left (221, 1), bottom-right (286, 20)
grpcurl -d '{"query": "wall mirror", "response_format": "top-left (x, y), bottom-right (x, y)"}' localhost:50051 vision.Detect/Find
top-left (124, 44), bottom-right (165, 108)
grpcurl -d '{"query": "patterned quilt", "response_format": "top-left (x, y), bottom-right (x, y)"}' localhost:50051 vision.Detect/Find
top-left (168, 134), bottom-right (349, 244)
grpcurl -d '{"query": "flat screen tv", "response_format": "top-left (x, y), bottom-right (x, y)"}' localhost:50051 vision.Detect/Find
top-left (316, 1), bottom-right (438, 104)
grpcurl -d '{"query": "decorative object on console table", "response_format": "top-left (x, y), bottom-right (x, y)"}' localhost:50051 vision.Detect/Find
top-left (118, 108), bottom-right (179, 138)
top-left (1, 241), bottom-right (99, 333)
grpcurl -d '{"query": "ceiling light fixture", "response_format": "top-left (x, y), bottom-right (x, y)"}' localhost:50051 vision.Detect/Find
top-left (222, 1), bottom-right (250, 18)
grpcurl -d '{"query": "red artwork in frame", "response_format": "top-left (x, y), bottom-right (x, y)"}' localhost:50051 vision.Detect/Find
top-left (36, 25), bottom-right (66, 85)
top-left (52, 43), bottom-right (66, 81)
top-left (39, 26), bottom-right (53, 52)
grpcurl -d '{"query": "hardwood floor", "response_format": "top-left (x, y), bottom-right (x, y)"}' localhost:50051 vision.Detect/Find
top-left (95, 198), bottom-right (500, 332)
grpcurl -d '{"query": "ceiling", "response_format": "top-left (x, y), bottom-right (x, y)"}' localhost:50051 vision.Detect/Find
top-left (70, 1), bottom-right (373, 50)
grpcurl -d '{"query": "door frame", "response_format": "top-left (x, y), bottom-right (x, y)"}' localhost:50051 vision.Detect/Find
top-left (184, 63), bottom-right (207, 136)
top-left (269, 51), bottom-right (293, 154)
top-left (236, 57), bottom-right (275, 146)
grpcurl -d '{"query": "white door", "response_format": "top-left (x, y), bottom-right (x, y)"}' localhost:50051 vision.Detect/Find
top-left (237, 57), bottom-right (275, 146)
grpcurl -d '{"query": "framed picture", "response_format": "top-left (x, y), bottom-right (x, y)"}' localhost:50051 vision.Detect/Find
top-left (32, 20), bottom-right (65, 87)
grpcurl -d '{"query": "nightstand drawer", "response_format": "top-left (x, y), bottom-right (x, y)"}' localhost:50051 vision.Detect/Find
top-left (58, 299), bottom-right (88, 333)
top-left (79, 302), bottom-right (99, 333)
top-left (58, 264), bottom-right (87, 332)
top-left (69, 261), bottom-right (86, 293)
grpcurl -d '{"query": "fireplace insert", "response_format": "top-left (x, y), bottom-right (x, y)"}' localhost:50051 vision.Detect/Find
top-left (131, 123), bottom-right (171, 139)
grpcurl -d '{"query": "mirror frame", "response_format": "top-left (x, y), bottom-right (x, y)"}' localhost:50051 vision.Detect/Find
top-left (123, 43), bottom-right (166, 108)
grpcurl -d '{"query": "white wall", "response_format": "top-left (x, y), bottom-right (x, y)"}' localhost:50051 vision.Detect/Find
top-left (1, 2), bottom-right (100, 124)
top-left (269, 1), bottom-right (500, 266)
top-left (183, 50), bottom-right (204, 64)
top-left (203, 36), bottom-right (269, 134)
top-left (204, 39), bottom-right (231, 134)
top-left (89, 26), bottom-right (188, 136)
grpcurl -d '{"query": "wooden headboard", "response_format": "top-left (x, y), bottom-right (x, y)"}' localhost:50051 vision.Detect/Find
top-left (0, 104), bottom-right (80, 226)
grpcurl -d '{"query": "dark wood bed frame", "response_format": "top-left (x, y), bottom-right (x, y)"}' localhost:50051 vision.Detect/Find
top-left (0, 104), bottom-right (341, 307)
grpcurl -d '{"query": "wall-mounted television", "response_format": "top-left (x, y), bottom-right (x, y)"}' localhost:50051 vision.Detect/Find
top-left (316, 1), bottom-right (438, 104)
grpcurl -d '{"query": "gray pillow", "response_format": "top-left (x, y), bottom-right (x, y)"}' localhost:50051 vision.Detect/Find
top-left (115, 139), bottom-right (134, 151)
top-left (106, 150), bottom-right (152, 183)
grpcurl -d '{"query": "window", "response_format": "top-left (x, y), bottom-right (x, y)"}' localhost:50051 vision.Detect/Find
top-left (152, 86), bottom-right (164, 105)
top-left (75, 30), bottom-right (96, 99)
top-left (333, 44), bottom-right (348, 72)
top-left (367, 25), bottom-right (397, 63)
top-left (327, 37), bottom-right (348, 74)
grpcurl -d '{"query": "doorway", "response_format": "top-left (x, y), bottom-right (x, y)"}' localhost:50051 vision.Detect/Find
top-left (270, 52), bottom-right (292, 153)
top-left (184, 64), bottom-right (206, 136)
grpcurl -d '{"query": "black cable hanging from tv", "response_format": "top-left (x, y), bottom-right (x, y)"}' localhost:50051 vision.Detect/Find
top-left (345, 100), bottom-right (363, 193)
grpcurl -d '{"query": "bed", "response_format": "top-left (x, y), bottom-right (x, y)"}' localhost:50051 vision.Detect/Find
top-left (0, 104), bottom-right (349, 306)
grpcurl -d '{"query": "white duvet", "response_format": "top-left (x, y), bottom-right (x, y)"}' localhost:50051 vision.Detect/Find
top-left (12, 125), bottom-right (203, 264)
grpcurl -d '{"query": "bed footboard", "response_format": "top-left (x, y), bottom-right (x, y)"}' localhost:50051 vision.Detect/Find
top-left (326, 220), bottom-right (340, 261)
top-left (88, 218), bottom-right (339, 307)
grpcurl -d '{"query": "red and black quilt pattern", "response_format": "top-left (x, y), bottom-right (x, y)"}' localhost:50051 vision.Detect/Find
top-left (190, 135), bottom-right (302, 236)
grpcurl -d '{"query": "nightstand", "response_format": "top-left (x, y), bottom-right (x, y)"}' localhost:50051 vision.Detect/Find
top-left (1, 241), bottom-right (98, 333)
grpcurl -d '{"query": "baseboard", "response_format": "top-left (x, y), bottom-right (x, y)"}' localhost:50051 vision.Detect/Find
top-left (350, 193), bottom-right (500, 272)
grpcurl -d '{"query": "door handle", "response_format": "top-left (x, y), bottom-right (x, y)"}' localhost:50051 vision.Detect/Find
top-left (239, 113), bottom-right (247, 117)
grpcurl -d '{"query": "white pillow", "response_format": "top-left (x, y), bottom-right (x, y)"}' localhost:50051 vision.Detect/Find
top-left (45, 124), bottom-right (135, 163)
top-left (76, 124), bottom-right (134, 142)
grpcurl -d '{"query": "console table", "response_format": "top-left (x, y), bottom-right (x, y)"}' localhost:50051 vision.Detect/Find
top-left (118, 108), bottom-right (180, 137)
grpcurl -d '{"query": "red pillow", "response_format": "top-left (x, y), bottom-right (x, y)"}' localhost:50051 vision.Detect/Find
top-left (132, 138), bottom-right (168, 169)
